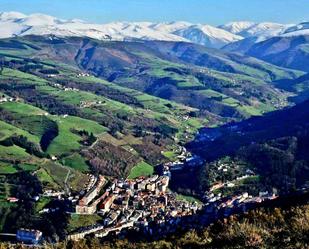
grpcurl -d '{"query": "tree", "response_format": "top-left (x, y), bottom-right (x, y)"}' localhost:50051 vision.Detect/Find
top-left (0, 56), bottom-right (4, 75)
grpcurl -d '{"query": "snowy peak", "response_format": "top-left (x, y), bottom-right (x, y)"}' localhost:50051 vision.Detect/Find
top-left (0, 12), bottom-right (242, 48)
top-left (0, 11), bottom-right (27, 21)
top-left (218, 21), bottom-right (256, 35)
top-left (245, 22), bottom-right (290, 37)
top-left (282, 22), bottom-right (309, 37)
top-left (18, 13), bottom-right (60, 26)
top-left (0, 12), bottom-right (308, 49)
top-left (219, 21), bottom-right (290, 39)
top-left (175, 24), bottom-right (242, 48)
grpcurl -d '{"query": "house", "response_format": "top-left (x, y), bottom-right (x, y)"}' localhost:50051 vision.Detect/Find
top-left (100, 194), bottom-right (115, 212)
top-left (137, 181), bottom-right (147, 190)
top-left (0, 97), bottom-right (8, 103)
top-left (146, 182), bottom-right (156, 192)
top-left (75, 204), bottom-right (97, 215)
top-left (210, 182), bottom-right (224, 192)
top-left (46, 74), bottom-right (57, 78)
top-left (185, 156), bottom-right (204, 167)
top-left (79, 175), bottom-right (105, 206)
top-left (16, 229), bottom-right (42, 244)
top-left (104, 211), bottom-right (120, 226)
top-left (7, 197), bottom-right (19, 203)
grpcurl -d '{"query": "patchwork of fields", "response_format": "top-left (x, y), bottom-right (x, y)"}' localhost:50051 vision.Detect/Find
top-left (0, 36), bottom-right (307, 235)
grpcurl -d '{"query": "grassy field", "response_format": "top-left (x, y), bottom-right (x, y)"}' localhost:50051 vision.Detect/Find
top-left (176, 193), bottom-right (202, 204)
top-left (0, 67), bottom-right (47, 85)
top-left (47, 115), bottom-right (107, 156)
top-left (162, 151), bottom-right (177, 160)
top-left (67, 214), bottom-right (102, 232)
top-left (35, 197), bottom-right (51, 213)
top-left (0, 145), bottom-right (31, 162)
top-left (0, 120), bottom-right (40, 144)
top-left (0, 101), bottom-right (46, 115)
top-left (0, 162), bottom-right (18, 174)
top-left (2, 113), bottom-right (48, 139)
top-left (128, 161), bottom-right (154, 179)
top-left (36, 168), bottom-right (59, 189)
top-left (62, 153), bottom-right (90, 172)
top-left (72, 74), bottom-right (196, 115)
top-left (0, 181), bottom-right (17, 231)
top-left (18, 163), bottom-right (39, 172)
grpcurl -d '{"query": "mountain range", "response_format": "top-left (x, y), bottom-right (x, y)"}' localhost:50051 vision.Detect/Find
top-left (1, 11), bottom-right (309, 50)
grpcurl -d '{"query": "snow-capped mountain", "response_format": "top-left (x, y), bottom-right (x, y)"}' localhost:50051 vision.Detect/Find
top-left (218, 21), bottom-right (256, 35)
top-left (0, 11), bottom-right (308, 49)
top-left (281, 22), bottom-right (309, 37)
top-left (219, 21), bottom-right (292, 40)
top-left (0, 11), bottom-right (241, 48)
top-left (174, 24), bottom-right (242, 48)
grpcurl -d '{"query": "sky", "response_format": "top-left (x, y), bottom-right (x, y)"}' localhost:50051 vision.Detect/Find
top-left (0, 0), bottom-right (308, 25)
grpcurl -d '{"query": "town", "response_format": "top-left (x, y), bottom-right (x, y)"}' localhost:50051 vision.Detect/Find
top-left (68, 173), bottom-right (201, 240)
top-left (64, 149), bottom-right (279, 241)
top-left (8, 150), bottom-right (281, 245)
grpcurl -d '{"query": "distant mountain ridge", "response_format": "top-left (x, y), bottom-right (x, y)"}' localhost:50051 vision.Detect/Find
top-left (1, 11), bottom-right (308, 49)
top-left (0, 12), bottom-right (240, 48)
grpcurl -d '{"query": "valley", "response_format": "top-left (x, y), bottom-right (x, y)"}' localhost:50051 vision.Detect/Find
top-left (0, 13), bottom-right (309, 246)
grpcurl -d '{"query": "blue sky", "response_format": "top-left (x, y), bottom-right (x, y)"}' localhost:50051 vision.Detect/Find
top-left (0, 0), bottom-right (308, 25)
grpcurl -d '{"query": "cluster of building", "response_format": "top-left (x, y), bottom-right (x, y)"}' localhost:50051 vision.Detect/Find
top-left (50, 83), bottom-right (79, 92)
top-left (0, 96), bottom-right (20, 103)
top-left (75, 175), bottom-right (106, 214)
top-left (77, 72), bottom-right (91, 77)
top-left (46, 73), bottom-right (59, 78)
top-left (42, 189), bottom-right (65, 197)
top-left (203, 190), bottom-right (278, 218)
top-left (200, 160), bottom-right (279, 219)
top-left (163, 154), bottom-right (204, 174)
top-left (69, 174), bottom-right (201, 240)
top-left (79, 100), bottom-right (104, 108)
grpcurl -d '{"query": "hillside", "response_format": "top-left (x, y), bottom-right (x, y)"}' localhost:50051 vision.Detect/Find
top-left (0, 35), bottom-right (306, 192)
top-left (0, 34), bottom-right (308, 243)
top-left (0, 38), bottom-right (211, 236)
top-left (1, 36), bottom-right (304, 119)
top-left (0, 55), bottom-right (199, 177)
top-left (224, 34), bottom-right (309, 72)
top-left (183, 99), bottom-right (309, 196)
top-left (189, 99), bottom-right (309, 158)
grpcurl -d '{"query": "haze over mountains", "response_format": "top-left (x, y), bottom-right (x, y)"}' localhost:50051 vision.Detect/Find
top-left (1, 11), bottom-right (309, 50)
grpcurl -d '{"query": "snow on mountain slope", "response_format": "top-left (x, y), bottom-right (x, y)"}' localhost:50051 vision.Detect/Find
top-left (0, 11), bottom-right (27, 20)
top-left (1, 11), bottom-right (308, 49)
top-left (220, 21), bottom-right (291, 41)
top-left (0, 11), bottom-right (240, 48)
top-left (174, 24), bottom-right (242, 48)
top-left (281, 22), bottom-right (309, 37)
top-left (245, 22), bottom-right (291, 40)
top-left (218, 21), bottom-right (256, 35)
